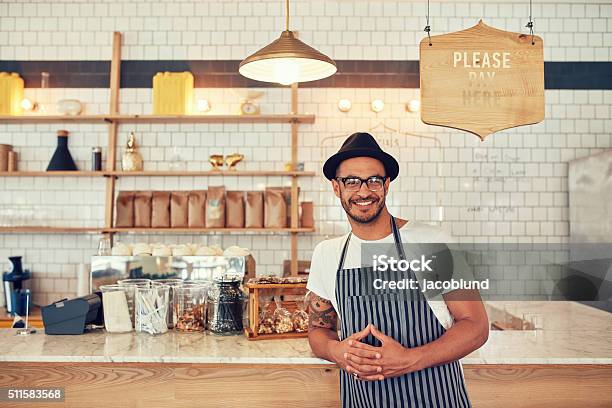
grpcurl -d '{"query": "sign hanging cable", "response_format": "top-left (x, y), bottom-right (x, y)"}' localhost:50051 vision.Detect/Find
top-left (526, 0), bottom-right (535, 45)
top-left (424, 0), bottom-right (432, 46)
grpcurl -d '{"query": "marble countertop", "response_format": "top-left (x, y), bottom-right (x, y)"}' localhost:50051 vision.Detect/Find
top-left (1, 301), bottom-right (610, 365)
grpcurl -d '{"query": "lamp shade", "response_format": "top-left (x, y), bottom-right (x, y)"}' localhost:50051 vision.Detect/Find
top-left (239, 31), bottom-right (337, 85)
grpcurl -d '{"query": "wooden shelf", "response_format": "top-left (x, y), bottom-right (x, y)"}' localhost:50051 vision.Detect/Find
top-left (0, 170), bottom-right (315, 177)
top-left (0, 226), bottom-right (104, 234)
top-left (107, 114), bottom-right (315, 124)
top-left (0, 171), bottom-right (104, 177)
top-left (0, 114), bottom-right (315, 125)
top-left (104, 227), bottom-right (315, 234)
top-left (0, 115), bottom-right (109, 124)
top-left (105, 170), bottom-right (316, 177)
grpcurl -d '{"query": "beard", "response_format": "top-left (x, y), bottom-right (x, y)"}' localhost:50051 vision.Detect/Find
top-left (341, 194), bottom-right (385, 224)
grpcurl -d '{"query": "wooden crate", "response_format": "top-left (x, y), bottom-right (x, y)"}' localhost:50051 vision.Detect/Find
top-left (244, 282), bottom-right (309, 340)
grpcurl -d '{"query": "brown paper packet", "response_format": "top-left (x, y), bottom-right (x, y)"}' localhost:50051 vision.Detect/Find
top-left (171, 191), bottom-right (189, 228)
top-left (115, 191), bottom-right (134, 227)
top-left (245, 191), bottom-right (264, 228)
top-left (226, 191), bottom-right (245, 228)
top-left (133, 191), bottom-right (152, 228)
top-left (282, 186), bottom-right (300, 227)
top-left (188, 190), bottom-right (206, 228)
top-left (206, 186), bottom-right (226, 228)
top-left (264, 187), bottom-right (286, 228)
top-left (151, 191), bottom-right (171, 228)
top-left (300, 201), bottom-right (314, 228)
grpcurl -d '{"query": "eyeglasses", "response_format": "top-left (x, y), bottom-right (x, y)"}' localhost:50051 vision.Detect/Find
top-left (335, 176), bottom-right (387, 192)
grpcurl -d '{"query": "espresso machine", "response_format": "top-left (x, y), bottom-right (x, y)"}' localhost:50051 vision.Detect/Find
top-left (2, 256), bottom-right (31, 315)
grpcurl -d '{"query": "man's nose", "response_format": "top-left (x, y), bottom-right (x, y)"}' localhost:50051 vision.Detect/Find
top-left (357, 181), bottom-right (371, 195)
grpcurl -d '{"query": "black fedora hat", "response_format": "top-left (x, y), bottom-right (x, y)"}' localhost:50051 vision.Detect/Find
top-left (323, 132), bottom-right (399, 181)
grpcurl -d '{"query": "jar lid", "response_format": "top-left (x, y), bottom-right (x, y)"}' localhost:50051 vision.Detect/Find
top-left (213, 275), bottom-right (241, 284)
top-left (92, 146), bottom-right (102, 153)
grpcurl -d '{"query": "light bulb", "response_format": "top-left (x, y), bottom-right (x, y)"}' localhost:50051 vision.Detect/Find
top-left (338, 99), bottom-right (352, 112)
top-left (371, 99), bottom-right (384, 113)
top-left (274, 59), bottom-right (300, 85)
top-left (407, 99), bottom-right (421, 113)
top-left (197, 99), bottom-right (211, 113)
top-left (20, 98), bottom-right (36, 111)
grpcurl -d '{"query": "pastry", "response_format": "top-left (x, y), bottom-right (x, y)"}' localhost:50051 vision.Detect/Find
top-left (111, 242), bottom-right (132, 256)
top-left (151, 244), bottom-right (171, 257)
top-left (133, 242), bottom-right (152, 256)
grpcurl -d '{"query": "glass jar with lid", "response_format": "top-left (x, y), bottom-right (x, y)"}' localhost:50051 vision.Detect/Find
top-left (174, 282), bottom-right (209, 332)
top-left (207, 277), bottom-right (245, 335)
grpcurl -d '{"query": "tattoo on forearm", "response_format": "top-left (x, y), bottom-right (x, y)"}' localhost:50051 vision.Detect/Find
top-left (308, 294), bottom-right (338, 329)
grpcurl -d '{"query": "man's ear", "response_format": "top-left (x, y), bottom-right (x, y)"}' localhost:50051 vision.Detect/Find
top-left (383, 177), bottom-right (390, 196)
top-left (332, 180), bottom-right (341, 198)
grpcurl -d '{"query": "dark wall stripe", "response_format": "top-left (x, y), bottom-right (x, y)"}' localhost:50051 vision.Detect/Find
top-left (0, 60), bottom-right (610, 89)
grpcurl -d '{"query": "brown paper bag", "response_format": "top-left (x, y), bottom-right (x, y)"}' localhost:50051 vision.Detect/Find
top-left (245, 191), bottom-right (264, 228)
top-left (205, 186), bottom-right (225, 228)
top-left (188, 190), bottom-right (206, 228)
top-left (134, 191), bottom-right (152, 228)
top-left (115, 191), bottom-right (134, 227)
top-left (171, 191), bottom-right (189, 228)
top-left (300, 201), bottom-right (314, 228)
top-left (282, 186), bottom-right (300, 227)
top-left (151, 191), bottom-right (171, 228)
top-left (264, 187), bottom-right (286, 228)
top-left (226, 191), bottom-right (245, 228)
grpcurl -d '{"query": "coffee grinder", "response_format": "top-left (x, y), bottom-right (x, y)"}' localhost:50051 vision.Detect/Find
top-left (2, 256), bottom-right (31, 315)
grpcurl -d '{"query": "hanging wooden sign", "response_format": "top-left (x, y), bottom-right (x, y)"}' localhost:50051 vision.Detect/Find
top-left (419, 20), bottom-right (544, 140)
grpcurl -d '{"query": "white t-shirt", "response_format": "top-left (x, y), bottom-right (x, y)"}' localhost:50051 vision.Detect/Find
top-left (306, 220), bottom-right (467, 329)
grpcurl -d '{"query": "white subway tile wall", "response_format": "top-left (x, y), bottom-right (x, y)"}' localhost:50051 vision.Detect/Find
top-left (1, 0), bottom-right (611, 305)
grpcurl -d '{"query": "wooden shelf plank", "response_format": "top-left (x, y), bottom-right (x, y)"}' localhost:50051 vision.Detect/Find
top-left (246, 283), bottom-right (308, 289)
top-left (0, 171), bottom-right (316, 177)
top-left (0, 115), bottom-right (109, 124)
top-left (104, 227), bottom-right (315, 234)
top-left (107, 114), bottom-right (315, 124)
top-left (0, 226), bottom-right (104, 233)
top-left (105, 170), bottom-right (316, 177)
top-left (0, 171), bottom-right (104, 177)
top-left (0, 114), bottom-right (316, 125)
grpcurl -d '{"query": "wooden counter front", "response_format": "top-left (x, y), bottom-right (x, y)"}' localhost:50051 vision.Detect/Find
top-left (1, 362), bottom-right (611, 408)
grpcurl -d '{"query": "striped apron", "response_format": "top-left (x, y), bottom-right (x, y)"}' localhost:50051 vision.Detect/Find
top-left (334, 216), bottom-right (471, 407)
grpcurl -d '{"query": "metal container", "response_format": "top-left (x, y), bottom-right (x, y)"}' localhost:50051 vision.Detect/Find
top-left (90, 255), bottom-right (251, 292)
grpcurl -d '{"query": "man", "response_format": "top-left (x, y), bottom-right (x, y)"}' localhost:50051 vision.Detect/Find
top-left (307, 132), bottom-right (489, 407)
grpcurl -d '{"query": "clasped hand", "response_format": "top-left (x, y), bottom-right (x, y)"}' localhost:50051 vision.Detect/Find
top-left (332, 324), bottom-right (422, 381)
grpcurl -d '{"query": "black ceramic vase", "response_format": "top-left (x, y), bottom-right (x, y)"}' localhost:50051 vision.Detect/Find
top-left (47, 130), bottom-right (78, 171)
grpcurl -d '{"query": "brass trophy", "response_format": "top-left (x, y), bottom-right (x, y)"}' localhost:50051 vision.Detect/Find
top-left (121, 132), bottom-right (143, 172)
top-left (208, 154), bottom-right (224, 171)
top-left (225, 153), bottom-right (244, 171)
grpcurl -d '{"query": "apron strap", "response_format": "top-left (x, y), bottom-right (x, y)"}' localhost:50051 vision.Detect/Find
top-left (337, 233), bottom-right (352, 271)
top-left (390, 216), bottom-right (407, 260)
top-left (337, 216), bottom-right (406, 270)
